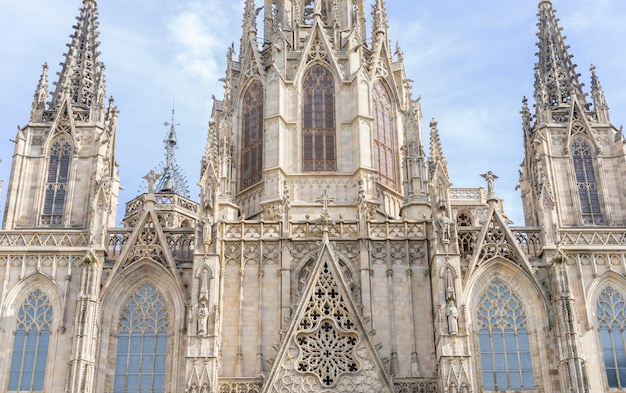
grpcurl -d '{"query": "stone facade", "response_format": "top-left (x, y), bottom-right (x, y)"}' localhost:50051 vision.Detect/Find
top-left (0, 1), bottom-right (625, 392)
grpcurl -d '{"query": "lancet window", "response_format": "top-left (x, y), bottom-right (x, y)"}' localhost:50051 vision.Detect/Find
top-left (42, 135), bottom-right (72, 225)
top-left (240, 80), bottom-right (264, 190)
top-left (113, 283), bottom-right (169, 393)
top-left (477, 280), bottom-right (534, 391)
top-left (302, 65), bottom-right (336, 171)
top-left (572, 136), bottom-right (603, 224)
top-left (597, 286), bottom-right (626, 388)
top-left (8, 289), bottom-right (53, 391)
top-left (372, 81), bottom-right (397, 189)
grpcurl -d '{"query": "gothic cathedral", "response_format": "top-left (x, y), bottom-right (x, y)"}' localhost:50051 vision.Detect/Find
top-left (1, 0), bottom-right (625, 392)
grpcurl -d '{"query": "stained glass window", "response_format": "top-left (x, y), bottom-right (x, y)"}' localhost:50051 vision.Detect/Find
top-left (113, 283), bottom-right (169, 393)
top-left (477, 280), bottom-right (534, 391)
top-left (241, 80), bottom-right (264, 190)
top-left (42, 136), bottom-right (72, 225)
top-left (302, 65), bottom-right (336, 171)
top-left (597, 286), bottom-right (626, 388)
top-left (8, 289), bottom-right (53, 391)
top-left (372, 81), bottom-right (397, 189)
top-left (572, 136), bottom-right (603, 224)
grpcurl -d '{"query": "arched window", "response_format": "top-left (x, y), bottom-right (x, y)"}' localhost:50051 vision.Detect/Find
top-left (8, 289), bottom-right (53, 391)
top-left (597, 286), bottom-right (626, 388)
top-left (302, 65), bottom-right (336, 171)
top-left (572, 136), bottom-right (603, 224)
top-left (241, 80), bottom-right (264, 190)
top-left (477, 280), bottom-right (534, 391)
top-left (372, 81), bottom-right (396, 189)
top-left (114, 283), bottom-right (169, 393)
top-left (42, 136), bottom-right (72, 225)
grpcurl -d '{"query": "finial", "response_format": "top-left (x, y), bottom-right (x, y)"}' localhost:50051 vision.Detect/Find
top-left (316, 190), bottom-right (335, 227)
top-left (480, 171), bottom-right (499, 200)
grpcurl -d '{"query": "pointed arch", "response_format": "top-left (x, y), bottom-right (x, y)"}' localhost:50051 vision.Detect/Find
top-left (2, 274), bottom-right (62, 392)
top-left (372, 80), bottom-right (397, 189)
top-left (302, 64), bottom-right (337, 172)
top-left (587, 274), bottom-right (626, 389)
top-left (465, 261), bottom-right (551, 392)
top-left (41, 134), bottom-right (73, 225)
top-left (240, 79), bottom-right (264, 190)
top-left (97, 261), bottom-right (186, 392)
top-left (571, 135), bottom-right (603, 224)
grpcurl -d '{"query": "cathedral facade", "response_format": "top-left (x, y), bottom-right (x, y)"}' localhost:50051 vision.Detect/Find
top-left (1, 0), bottom-right (625, 392)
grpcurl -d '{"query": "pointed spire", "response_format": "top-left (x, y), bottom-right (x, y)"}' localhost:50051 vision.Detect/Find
top-left (535, 1), bottom-right (585, 111)
top-left (243, 0), bottom-right (258, 35)
top-left (30, 63), bottom-right (49, 122)
top-left (50, 0), bottom-right (105, 117)
top-left (428, 118), bottom-right (448, 178)
top-left (154, 106), bottom-right (190, 197)
top-left (590, 64), bottom-right (610, 123)
top-left (371, 0), bottom-right (389, 36)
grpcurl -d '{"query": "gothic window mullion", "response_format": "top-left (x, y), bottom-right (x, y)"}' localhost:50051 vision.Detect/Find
top-left (572, 137), bottom-right (603, 224)
top-left (240, 80), bottom-right (264, 191)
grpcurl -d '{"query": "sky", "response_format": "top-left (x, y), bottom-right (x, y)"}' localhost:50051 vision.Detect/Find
top-left (0, 0), bottom-right (625, 226)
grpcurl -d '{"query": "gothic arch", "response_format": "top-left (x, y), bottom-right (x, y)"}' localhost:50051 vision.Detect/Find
top-left (0, 274), bottom-right (62, 392)
top-left (464, 260), bottom-right (551, 392)
top-left (569, 134), bottom-right (604, 224)
top-left (371, 80), bottom-right (398, 190)
top-left (239, 78), bottom-right (264, 191)
top-left (585, 272), bottom-right (626, 389)
top-left (96, 260), bottom-right (186, 392)
top-left (40, 133), bottom-right (74, 225)
top-left (300, 63), bottom-right (338, 172)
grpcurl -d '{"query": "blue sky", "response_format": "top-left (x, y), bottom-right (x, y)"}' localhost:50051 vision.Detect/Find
top-left (0, 0), bottom-right (625, 226)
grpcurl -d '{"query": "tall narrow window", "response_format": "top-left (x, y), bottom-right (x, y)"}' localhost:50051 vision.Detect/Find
top-left (372, 81), bottom-right (397, 189)
top-left (597, 286), bottom-right (626, 388)
top-left (114, 283), bottom-right (169, 393)
top-left (302, 65), bottom-right (336, 171)
top-left (42, 136), bottom-right (72, 225)
top-left (572, 136), bottom-right (603, 224)
top-left (8, 289), bottom-right (53, 391)
top-left (241, 80), bottom-right (264, 190)
top-left (477, 280), bottom-right (534, 391)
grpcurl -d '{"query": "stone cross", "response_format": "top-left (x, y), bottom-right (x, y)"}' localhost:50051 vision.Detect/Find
top-left (316, 190), bottom-right (334, 224)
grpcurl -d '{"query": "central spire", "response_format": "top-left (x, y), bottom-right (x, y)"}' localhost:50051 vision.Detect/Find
top-left (534, 1), bottom-right (585, 112)
top-left (51, 0), bottom-right (106, 117)
top-left (154, 107), bottom-right (190, 197)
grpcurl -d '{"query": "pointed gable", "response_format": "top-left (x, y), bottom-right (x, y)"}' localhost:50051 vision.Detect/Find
top-left (468, 205), bottom-right (536, 279)
top-left (262, 241), bottom-right (393, 393)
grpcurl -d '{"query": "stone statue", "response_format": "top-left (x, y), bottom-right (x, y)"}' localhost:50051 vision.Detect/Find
top-left (445, 268), bottom-right (456, 301)
top-left (438, 213), bottom-right (451, 242)
top-left (480, 171), bottom-right (498, 198)
top-left (202, 217), bottom-right (213, 253)
top-left (198, 300), bottom-right (209, 336)
top-left (142, 170), bottom-right (161, 194)
top-left (446, 300), bottom-right (459, 335)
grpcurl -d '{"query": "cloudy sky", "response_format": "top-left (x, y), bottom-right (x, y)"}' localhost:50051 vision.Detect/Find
top-left (0, 0), bottom-right (625, 226)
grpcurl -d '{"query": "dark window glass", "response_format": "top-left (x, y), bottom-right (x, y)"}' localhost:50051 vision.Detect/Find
top-left (302, 65), bottom-right (336, 171)
top-left (240, 80), bottom-right (264, 190)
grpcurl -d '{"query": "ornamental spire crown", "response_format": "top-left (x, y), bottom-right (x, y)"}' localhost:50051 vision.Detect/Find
top-left (534, 0), bottom-right (585, 112)
top-left (50, 0), bottom-right (106, 118)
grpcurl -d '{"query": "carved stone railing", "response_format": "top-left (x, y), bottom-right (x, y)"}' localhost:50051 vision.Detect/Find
top-left (369, 222), bottom-right (426, 240)
top-left (457, 227), bottom-right (543, 259)
top-left (218, 379), bottom-right (262, 393)
top-left (222, 222), bottom-right (282, 240)
top-left (124, 193), bottom-right (199, 217)
top-left (393, 378), bottom-right (439, 393)
top-left (559, 229), bottom-right (626, 247)
top-left (106, 228), bottom-right (195, 263)
top-left (291, 221), bottom-right (359, 239)
top-left (0, 230), bottom-right (90, 248)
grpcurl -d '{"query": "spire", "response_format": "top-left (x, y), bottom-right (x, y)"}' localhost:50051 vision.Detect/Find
top-left (30, 63), bottom-right (49, 122)
top-left (154, 107), bottom-right (190, 197)
top-left (371, 0), bottom-right (389, 36)
top-left (534, 1), bottom-right (585, 112)
top-left (243, 0), bottom-right (258, 35)
top-left (428, 119), bottom-right (448, 178)
top-left (590, 64), bottom-right (610, 123)
top-left (50, 0), bottom-right (106, 116)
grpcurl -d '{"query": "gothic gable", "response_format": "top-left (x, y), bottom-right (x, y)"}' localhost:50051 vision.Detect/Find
top-left (297, 21), bottom-right (342, 78)
top-left (262, 240), bottom-right (393, 393)
top-left (467, 205), bottom-right (535, 280)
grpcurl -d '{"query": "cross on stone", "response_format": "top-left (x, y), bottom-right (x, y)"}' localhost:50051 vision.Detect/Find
top-left (316, 190), bottom-right (334, 224)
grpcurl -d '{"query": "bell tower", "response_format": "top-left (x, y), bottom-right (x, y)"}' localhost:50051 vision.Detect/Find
top-left (519, 0), bottom-right (626, 237)
top-left (3, 0), bottom-right (119, 241)
top-left (200, 0), bottom-right (428, 223)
